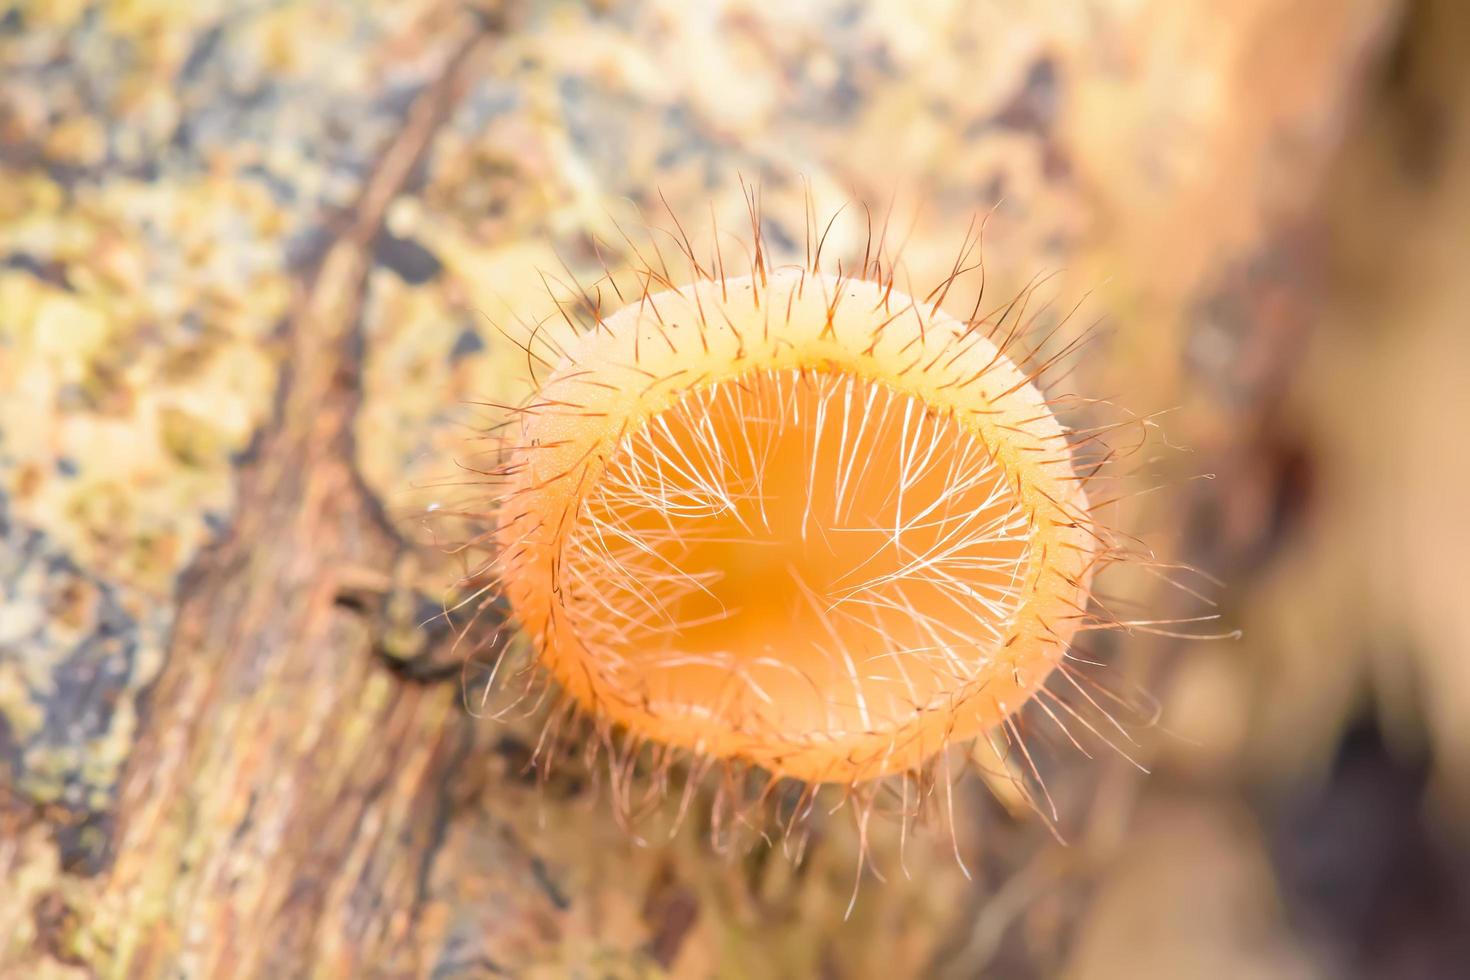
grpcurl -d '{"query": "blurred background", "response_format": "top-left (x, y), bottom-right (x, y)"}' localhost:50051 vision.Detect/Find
top-left (2, 0), bottom-right (1468, 977)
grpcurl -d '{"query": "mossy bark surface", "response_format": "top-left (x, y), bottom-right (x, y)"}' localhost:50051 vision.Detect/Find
top-left (0, 1), bottom-right (1395, 976)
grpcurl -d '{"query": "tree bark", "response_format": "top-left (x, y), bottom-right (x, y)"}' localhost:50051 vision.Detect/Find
top-left (0, 1), bottom-right (1398, 976)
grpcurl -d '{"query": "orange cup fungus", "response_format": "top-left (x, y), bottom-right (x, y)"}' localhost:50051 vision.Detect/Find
top-left (486, 235), bottom-right (1104, 790)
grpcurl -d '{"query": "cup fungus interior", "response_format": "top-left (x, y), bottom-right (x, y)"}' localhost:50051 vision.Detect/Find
top-left (497, 270), bottom-right (1094, 783)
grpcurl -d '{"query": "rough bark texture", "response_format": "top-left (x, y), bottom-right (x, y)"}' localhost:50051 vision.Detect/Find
top-left (0, 0), bottom-right (1411, 976)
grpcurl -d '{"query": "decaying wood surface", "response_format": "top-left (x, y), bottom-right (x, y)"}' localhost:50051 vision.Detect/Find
top-left (0, 1), bottom-right (1402, 976)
